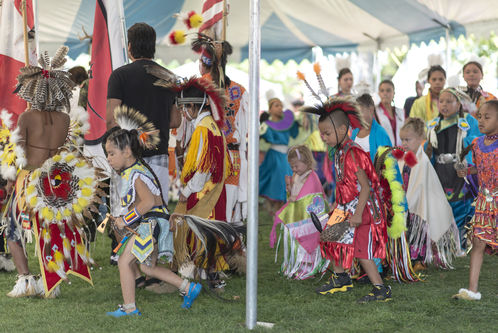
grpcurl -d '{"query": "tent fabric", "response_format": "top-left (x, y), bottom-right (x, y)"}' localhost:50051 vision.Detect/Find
top-left (37, 0), bottom-right (498, 62)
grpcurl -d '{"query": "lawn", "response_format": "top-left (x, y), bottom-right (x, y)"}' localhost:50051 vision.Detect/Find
top-left (0, 207), bottom-right (496, 332)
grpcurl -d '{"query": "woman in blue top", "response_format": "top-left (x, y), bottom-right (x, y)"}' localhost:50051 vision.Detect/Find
top-left (259, 98), bottom-right (298, 215)
top-left (351, 94), bottom-right (393, 161)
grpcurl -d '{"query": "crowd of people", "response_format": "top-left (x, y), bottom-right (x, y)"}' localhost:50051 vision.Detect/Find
top-left (0, 21), bottom-right (496, 318)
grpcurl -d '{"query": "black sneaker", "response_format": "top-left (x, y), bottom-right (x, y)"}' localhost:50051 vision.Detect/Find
top-left (357, 285), bottom-right (392, 303)
top-left (316, 272), bottom-right (353, 295)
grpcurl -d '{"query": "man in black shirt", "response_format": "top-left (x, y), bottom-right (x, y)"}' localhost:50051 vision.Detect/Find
top-left (106, 22), bottom-right (180, 205)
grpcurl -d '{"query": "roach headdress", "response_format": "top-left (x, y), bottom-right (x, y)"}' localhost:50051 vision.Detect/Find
top-left (297, 63), bottom-right (366, 130)
top-left (160, 76), bottom-right (226, 128)
top-left (15, 46), bottom-right (74, 112)
top-left (300, 95), bottom-right (366, 130)
top-left (114, 106), bottom-right (160, 150)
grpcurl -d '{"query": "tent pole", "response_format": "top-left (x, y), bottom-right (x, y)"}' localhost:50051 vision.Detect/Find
top-left (445, 28), bottom-right (451, 70)
top-left (246, 0), bottom-right (260, 330)
top-left (21, 0), bottom-right (31, 109)
top-left (222, 0), bottom-right (227, 41)
top-left (118, 0), bottom-right (129, 64)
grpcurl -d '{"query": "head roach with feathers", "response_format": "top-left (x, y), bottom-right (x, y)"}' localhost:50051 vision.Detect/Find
top-left (297, 64), bottom-right (366, 150)
top-left (161, 77), bottom-right (226, 128)
top-left (191, 33), bottom-right (233, 88)
top-left (15, 46), bottom-right (74, 112)
top-left (106, 106), bottom-right (160, 159)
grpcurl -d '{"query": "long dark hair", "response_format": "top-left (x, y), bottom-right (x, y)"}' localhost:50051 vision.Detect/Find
top-left (356, 93), bottom-right (379, 124)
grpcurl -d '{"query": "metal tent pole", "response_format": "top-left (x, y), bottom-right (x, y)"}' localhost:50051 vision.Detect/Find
top-left (246, 0), bottom-right (260, 330)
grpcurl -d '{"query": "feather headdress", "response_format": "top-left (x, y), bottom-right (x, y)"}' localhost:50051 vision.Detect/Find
top-left (114, 106), bottom-right (160, 150)
top-left (418, 53), bottom-right (444, 81)
top-left (440, 87), bottom-right (476, 113)
top-left (15, 46), bottom-right (74, 112)
top-left (300, 96), bottom-right (367, 130)
top-left (156, 76), bottom-right (226, 128)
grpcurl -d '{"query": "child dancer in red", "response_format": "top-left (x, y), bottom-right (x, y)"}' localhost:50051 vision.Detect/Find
top-left (302, 97), bottom-right (390, 303)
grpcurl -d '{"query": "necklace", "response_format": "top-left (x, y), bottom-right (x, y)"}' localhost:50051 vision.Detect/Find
top-left (484, 133), bottom-right (498, 140)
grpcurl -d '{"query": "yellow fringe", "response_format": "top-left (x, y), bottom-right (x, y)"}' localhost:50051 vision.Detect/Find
top-left (181, 126), bottom-right (210, 183)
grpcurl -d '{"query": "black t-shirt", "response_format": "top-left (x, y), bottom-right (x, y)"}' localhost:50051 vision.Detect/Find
top-left (107, 59), bottom-right (175, 157)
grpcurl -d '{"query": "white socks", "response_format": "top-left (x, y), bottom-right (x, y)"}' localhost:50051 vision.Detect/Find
top-left (453, 288), bottom-right (482, 300)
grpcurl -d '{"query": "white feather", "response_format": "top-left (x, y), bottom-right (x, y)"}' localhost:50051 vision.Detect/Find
top-left (335, 55), bottom-right (351, 73)
top-left (10, 127), bottom-right (21, 144)
top-left (0, 109), bottom-right (13, 129)
top-left (1, 164), bottom-right (17, 181)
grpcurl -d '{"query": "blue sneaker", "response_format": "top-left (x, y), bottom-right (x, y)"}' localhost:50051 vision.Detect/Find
top-left (181, 282), bottom-right (202, 309)
top-left (106, 306), bottom-right (142, 317)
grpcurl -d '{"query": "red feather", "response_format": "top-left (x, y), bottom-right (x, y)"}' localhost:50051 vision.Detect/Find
top-left (392, 148), bottom-right (404, 160)
top-left (404, 151), bottom-right (418, 168)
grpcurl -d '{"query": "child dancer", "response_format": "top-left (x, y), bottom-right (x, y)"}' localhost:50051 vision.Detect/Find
top-left (259, 98), bottom-right (298, 215)
top-left (303, 97), bottom-right (390, 303)
top-left (352, 94), bottom-right (393, 160)
top-left (426, 88), bottom-right (481, 244)
top-left (399, 118), bottom-right (460, 269)
top-left (270, 145), bottom-right (329, 279)
top-left (453, 100), bottom-right (498, 300)
top-left (106, 107), bottom-right (201, 317)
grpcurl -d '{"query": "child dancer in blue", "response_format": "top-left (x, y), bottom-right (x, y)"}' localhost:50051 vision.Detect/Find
top-left (105, 107), bottom-right (201, 317)
top-left (426, 87), bottom-right (481, 246)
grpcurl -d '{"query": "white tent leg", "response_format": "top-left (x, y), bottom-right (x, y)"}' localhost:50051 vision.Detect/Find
top-left (246, 0), bottom-right (260, 330)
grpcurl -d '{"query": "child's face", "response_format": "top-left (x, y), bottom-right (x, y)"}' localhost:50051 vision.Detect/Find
top-left (463, 63), bottom-right (483, 89)
top-left (105, 141), bottom-right (132, 171)
top-left (269, 100), bottom-right (283, 119)
top-left (378, 83), bottom-right (394, 105)
top-left (438, 91), bottom-right (459, 119)
top-left (288, 157), bottom-right (309, 176)
top-left (318, 118), bottom-right (346, 147)
top-left (477, 104), bottom-right (498, 135)
top-left (400, 128), bottom-right (423, 154)
top-left (428, 70), bottom-right (445, 95)
top-left (359, 105), bottom-right (374, 126)
top-left (182, 103), bottom-right (199, 121)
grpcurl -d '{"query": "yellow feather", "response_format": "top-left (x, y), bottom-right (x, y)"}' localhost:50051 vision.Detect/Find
top-left (42, 207), bottom-right (54, 221)
top-left (47, 261), bottom-right (59, 273)
top-left (64, 154), bottom-right (75, 162)
top-left (81, 187), bottom-right (92, 197)
top-left (63, 208), bottom-right (72, 217)
top-left (29, 196), bottom-right (38, 207)
top-left (78, 197), bottom-right (88, 207)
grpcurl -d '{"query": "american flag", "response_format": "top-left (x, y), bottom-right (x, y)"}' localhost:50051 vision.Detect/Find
top-left (0, 0), bottom-right (36, 126)
top-left (199, 0), bottom-right (225, 33)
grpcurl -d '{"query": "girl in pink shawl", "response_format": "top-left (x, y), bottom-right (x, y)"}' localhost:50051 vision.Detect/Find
top-left (270, 145), bottom-right (329, 279)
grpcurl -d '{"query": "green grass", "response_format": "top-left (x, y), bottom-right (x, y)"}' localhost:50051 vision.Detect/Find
top-left (0, 208), bottom-right (496, 332)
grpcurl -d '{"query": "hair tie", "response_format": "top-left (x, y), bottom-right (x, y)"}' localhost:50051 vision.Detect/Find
top-left (295, 149), bottom-right (301, 161)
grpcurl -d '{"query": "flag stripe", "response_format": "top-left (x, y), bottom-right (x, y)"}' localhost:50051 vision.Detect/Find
top-left (199, 0), bottom-right (224, 32)
top-left (85, 0), bottom-right (112, 143)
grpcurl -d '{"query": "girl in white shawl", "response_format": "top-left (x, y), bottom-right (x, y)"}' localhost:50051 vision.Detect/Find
top-left (398, 118), bottom-right (461, 269)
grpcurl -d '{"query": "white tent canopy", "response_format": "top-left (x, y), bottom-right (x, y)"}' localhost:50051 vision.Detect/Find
top-left (37, 0), bottom-right (498, 63)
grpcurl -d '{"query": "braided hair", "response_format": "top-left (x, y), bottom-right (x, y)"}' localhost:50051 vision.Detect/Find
top-left (106, 129), bottom-right (167, 208)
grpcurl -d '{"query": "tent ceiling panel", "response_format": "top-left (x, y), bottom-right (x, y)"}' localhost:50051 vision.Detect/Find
top-left (36, 0), bottom-right (498, 63)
